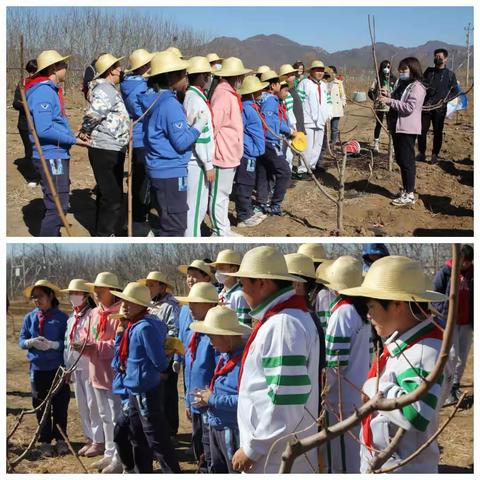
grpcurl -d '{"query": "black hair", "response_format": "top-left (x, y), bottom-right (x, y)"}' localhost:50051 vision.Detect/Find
top-left (293, 61), bottom-right (304, 70)
top-left (375, 298), bottom-right (430, 317)
top-left (297, 276), bottom-right (319, 309)
top-left (461, 244), bottom-right (474, 261)
top-left (32, 286), bottom-right (59, 308)
top-left (272, 279), bottom-right (294, 291)
top-left (187, 267), bottom-right (210, 280)
top-left (100, 61), bottom-right (120, 79)
top-left (347, 295), bottom-right (369, 323)
top-left (87, 295), bottom-right (97, 309)
top-left (187, 72), bottom-right (205, 85)
top-left (26, 59), bottom-right (37, 74)
top-left (378, 59), bottom-right (393, 83)
top-left (434, 48), bottom-right (449, 58)
top-left (329, 65), bottom-right (337, 74)
top-left (398, 57), bottom-right (423, 82)
top-left (203, 258), bottom-right (213, 264)
top-left (147, 72), bottom-right (170, 90)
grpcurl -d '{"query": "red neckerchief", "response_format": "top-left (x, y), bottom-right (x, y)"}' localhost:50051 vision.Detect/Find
top-left (97, 308), bottom-right (110, 340)
top-left (278, 102), bottom-right (288, 123)
top-left (237, 293), bottom-right (308, 388)
top-left (25, 75), bottom-right (66, 115)
top-left (362, 323), bottom-right (444, 451)
top-left (331, 296), bottom-right (353, 314)
top-left (308, 75), bottom-right (322, 104)
top-left (37, 310), bottom-right (49, 336)
top-left (69, 305), bottom-right (83, 343)
top-left (234, 91), bottom-right (243, 113)
top-left (251, 101), bottom-right (268, 133)
top-left (209, 352), bottom-right (243, 390)
top-left (188, 332), bottom-right (200, 367)
top-left (119, 309), bottom-right (148, 371)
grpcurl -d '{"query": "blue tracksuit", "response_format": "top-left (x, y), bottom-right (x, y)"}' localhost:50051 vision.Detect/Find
top-left (362, 243), bottom-right (390, 272)
top-left (123, 314), bottom-right (169, 394)
top-left (26, 80), bottom-right (76, 159)
top-left (242, 100), bottom-right (265, 160)
top-left (174, 305), bottom-right (193, 363)
top-left (18, 307), bottom-right (68, 371)
top-left (260, 93), bottom-right (291, 146)
top-left (139, 89), bottom-right (200, 179)
top-left (112, 334), bottom-right (129, 400)
top-left (120, 75), bottom-right (149, 148)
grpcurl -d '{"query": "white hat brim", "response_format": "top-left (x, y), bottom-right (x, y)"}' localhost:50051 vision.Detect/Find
top-left (225, 271), bottom-right (306, 283)
top-left (111, 290), bottom-right (150, 308)
top-left (339, 285), bottom-right (448, 303)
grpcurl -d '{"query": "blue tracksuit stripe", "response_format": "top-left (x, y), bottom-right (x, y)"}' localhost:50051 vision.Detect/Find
top-left (242, 100), bottom-right (265, 159)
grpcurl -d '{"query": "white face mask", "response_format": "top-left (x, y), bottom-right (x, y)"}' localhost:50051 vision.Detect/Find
top-left (70, 294), bottom-right (85, 308)
top-left (383, 67), bottom-right (390, 74)
top-left (215, 63), bottom-right (222, 71)
top-left (215, 271), bottom-right (228, 285)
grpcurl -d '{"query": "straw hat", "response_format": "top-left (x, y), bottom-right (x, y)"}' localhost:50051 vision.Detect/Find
top-left (284, 253), bottom-right (316, 279)
top-left (137, 271), bottom-right (174, 289)
top-left (279, 63), bottom-right (298, 78)
top-left (214, 57), bottom-right (251, 77)
top-left (260, 70), bottom-right (280, 83)
top-left (111, 282), bottom-right (151, 308)
top-left (210, 249), bottom-right (242, 267)
top-left (190, 305), bottom-right (252, 336)
top-left (85, 272), bottom-right (121, 290)
top-left (146, 51), bottom-right (189, 77)
top-left (323, 256), bottom-right (363, 291)
top-left (207, 53), bottom-right (223, 63)
top-left (35, 50), bottom-right (71, 74)
top-left (237, 75), bottom-right (269, 95)
top-left (297, 244), bottom-right (328, 263)
top-left (178, 260), bottom-right (212, 278)
top-left (291, 131), bottom-right (307, 152)
top-left (24, 279), bottom-right (61, 298)
top-left (315, 259), bottom-right (334, 285)
top-left (94, 53), bottom-right (124, 79)
top-left (125, 49), bottom-right (154, 73)
top-left (176, 282), bottom-right (219, 304)
top-left (60, 279), bottom-right (93, 294)
top-left (187, 56), bottom-right (212, 75)
top-left (166, 46), bottom-right (184, 59)
top-left (256, 65), bottom-right (270, 75)
top-left (309, 60), bottom-right (325, 71)
top-left (225, 246), bottom-right (306, 283)
top-left (340, 256), bottom-right (448, 303)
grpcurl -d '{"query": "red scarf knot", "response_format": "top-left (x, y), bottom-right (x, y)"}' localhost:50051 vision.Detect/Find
top-left (209, 353), bottom-right (243, 391)
top-left (188, 332), bottom-right (200, 367)
top-left (69, 306), bottom-right (83, 343)
top-left (37, 310), bottom-right (48, 336)
top-left (308, 75), bottom-right (322, 104)
top-left (118, 309), bottom-right (148, 371)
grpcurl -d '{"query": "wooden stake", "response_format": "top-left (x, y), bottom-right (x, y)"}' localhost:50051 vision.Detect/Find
top-left (56, 424), bottom-right (89, 474)
top-left (127, 125), bottom-right (133, 237)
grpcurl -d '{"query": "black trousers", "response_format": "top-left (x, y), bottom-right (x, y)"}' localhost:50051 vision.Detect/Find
top-left (256, 144), bottom-right (290, 206)
top-left (19, 128), bottom-right (33, 160)
top-left (209, 427), bottom-right (240, 473)
top-left (374, 111), bottom-right (386, 139)
top-left (129, 383), bottom-right (181, 473)
top-left (131, 147), bottom-right (150, 223)
top-left (192, 412), bottom-right (211, 473)
top-left (30, 368), bottom-right (70, 444)
top-left (164, 361), bottom-right (179, 436)
top-left (234, 156), bottom-right (256, 221)
top-left (88, 147), bottom-right (125, 236)
top-left (417, 109), bottom-right (447, 156)
top-left (392, 132), bottom-right (417, 193)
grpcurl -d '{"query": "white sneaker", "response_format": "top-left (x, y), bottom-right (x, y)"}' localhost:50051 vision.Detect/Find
top-left (102, 459), bottom-right (123, 473)
top-left (90, 456), bottom-right (113, 471)
top-left (237, 213), bottom-right (265, 228)
top-left (373, 139), bottom-right (380, 152)
top-left (391, 192), bottom-right (415, 206)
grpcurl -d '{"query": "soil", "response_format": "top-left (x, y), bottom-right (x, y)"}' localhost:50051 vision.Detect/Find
top-left (6, 302), bottom-right (474, 474)
top-left (6, 90), bottom-right (473, 237)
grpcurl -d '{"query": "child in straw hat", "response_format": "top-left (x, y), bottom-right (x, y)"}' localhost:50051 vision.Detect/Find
top-left (190, 305), bottom-right (251, 472)
top-left (314, 259), bottom-right (336, 332)
top-left (340, 256), bottom-right (448, 473)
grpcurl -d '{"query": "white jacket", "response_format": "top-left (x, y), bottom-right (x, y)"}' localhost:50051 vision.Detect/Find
top-left (219, 282), bottom-right (252, 325)
top-left (63, 305), bottom-right (93, 372)
top-left (183, 86), bottom-right (214, 170)
top-left (297, 77), bottom-right (332, 128)
top-left (237, 288), bottom-right (320, 473)
top-left (284, 92), bottom-right (297, 129)
top-left (315, 287), bottom-right (336, 332)
top-left (328, 79), bottom-right (346, 118)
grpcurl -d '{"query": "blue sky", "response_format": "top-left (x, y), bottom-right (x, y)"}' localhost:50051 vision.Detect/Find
top-left (15, 6), bottom-right (474, 52)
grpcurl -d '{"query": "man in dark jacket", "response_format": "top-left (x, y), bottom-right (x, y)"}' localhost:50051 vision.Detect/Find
top-left (362, 243), bottom-right (390, 273)
top-left (417, 48), bottom-right (457, 164)
top-left (433, 244), bottom-right (473, 403)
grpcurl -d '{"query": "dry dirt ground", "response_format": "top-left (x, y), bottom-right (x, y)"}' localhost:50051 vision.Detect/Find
top-left (6, 303), bottom-right (474, 474)
top-left (6, 90), bottom-right (473, 237)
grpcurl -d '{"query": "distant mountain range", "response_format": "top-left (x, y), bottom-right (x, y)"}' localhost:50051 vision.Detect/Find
top-left (199, 34), bottom-right (470, 72)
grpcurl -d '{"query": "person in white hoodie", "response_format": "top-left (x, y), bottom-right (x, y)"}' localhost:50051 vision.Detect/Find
top-left (183, 57), bottom-right (215, 237)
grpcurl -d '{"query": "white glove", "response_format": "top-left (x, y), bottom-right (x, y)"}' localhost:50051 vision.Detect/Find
top-left (45, 340), bottom-right (61, 350)
top-left (192, 110), bottom-right (209, 133)
top-left (26, 337), bottom-right (50, 351)
top-left (172, 360), bottom-right (181, 374)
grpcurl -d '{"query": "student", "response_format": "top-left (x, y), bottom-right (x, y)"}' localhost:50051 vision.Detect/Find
top-left (140, 51), bottom-right (205, 236)
top-left (326, 66), bottom-right (346, 145)
top-left (314, 259), bottom-right (336, 332)
top-left (229, 246), bottom-right (320, 473)
top-left (292, 61), bottom-right (306, 88)
top-left (210, 249), bottom-right (252, 325)
top-left (256, 72), bottom-right (296, 216)
top-left (190, 306), bottom-right (251, 473)
top-left (321, 256), bottom-right (371, 473)
top-left (206, 53), bottom-right (224, 73)
top-left (234, 75), bottom-right (267, 227)
top-left (25, 50), bottom-right (90, 236)
top-left (18, 280), bottom-right (70, 457)
top-left (418, 48), bottom-right (458, 164)
top-left (176, 282), bottom-right (220, 472)
top-left (82, 54), bottom-right (106, 101)
top-left (362, 243), bottom-right (390, 273)
top-left (112, 282), bottom-right (181, 473)
top-left (210, 57), bottom-right (251, 236)
top-left (378, 57), bottom-right (426, 206)
top-left (341, 256), bottom-right (448, 473)
top-left (368, 59), bottom-right (397, 152)
top-left (61, 279), bottom-right (104, 458)
top-left (120, 49), bottom-right (154, 236)
top-left (183, 56), bottom-right (216, 237)
top-left (255, 65), bottom-right (270, 80)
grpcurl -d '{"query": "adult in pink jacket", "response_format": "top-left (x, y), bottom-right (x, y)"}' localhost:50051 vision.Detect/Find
top-left (209, 57), bottom-right (251, 236)
top-left (379, 57), bottom-right (426, 207)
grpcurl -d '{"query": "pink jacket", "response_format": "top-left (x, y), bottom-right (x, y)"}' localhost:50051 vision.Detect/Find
top-left (211, 80), bottom-right (243, 168)
top-left (389, 81), bottom-right (426, 135)
top-left (83, 302), bottom-right (121, 390)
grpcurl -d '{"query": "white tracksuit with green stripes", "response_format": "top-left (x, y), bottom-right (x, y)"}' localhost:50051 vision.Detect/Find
top-left (284, 93), bottom-right (297, 170)
top-left (220, 282), bottom-right (252, 326)
top-left (360, 318), bottom-right (446, 473)
top-left (237, 288), bottom-right (320, 473)
top-left (315, 287), bottom-right (336, 332)
top-left (183, 86), bottom-right (214, 236)
top-left (323, 297), bottom-right (372, 473)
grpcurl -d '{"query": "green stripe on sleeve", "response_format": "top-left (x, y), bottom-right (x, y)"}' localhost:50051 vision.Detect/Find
top-left (265, 374), bottom-right (311, 386)
top-left (325, 334), bottom-right (350, 343)
top-left (262, 355), bottom-right (307, 368)
top-left (401, 404), bottom-right (430, 432)
top-left (325, 347), bottom-right (350, 356)
top-left (396, 367), bottom-right (443, 386)
top-left (267, 391), bottom-right (310, 405)
top-left (196, 136), bottom-right (211, 144)
top-left (326, 360), bottom-right (349, 367)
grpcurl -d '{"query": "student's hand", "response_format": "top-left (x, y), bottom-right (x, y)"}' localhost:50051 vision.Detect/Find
top-left (172, 361), bottom-right (181, 374)
top-left (232, 448), bottom-right (255, 472)
top-left (290, 128), bottom-right (298, 138)
top-left (76, 137), bottom-right (90, 147)
top-left (205, 168), bottom-right (215, 184)
top-left (185, 408), bottom-right (192, 422)
top-left (192, 388), bottom-right (212, 408)
top-left (378, 95), bottom-right (391, 105)
top-left (379, 87), bottom-right (391, 98)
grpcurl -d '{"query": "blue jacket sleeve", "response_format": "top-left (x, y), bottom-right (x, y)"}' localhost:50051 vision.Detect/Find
top-left (111, 334), bottom-right (122, 371)
top-left (19, 313), bottom-right (33, 349)
top-left (208, 392), bottom-right (238, 412)
top-left (165, 99), bottom-right (200, 153)
top-left (124, 85), bottom-right (147, 121)
top-left (261, 97), bottom-right (278, 133)
top-left (280, 115), bottom-right (292, 136)
top-left (245, 110), bottom-right (265, 156)
top-left (141, 324), bottom-right (169, 372)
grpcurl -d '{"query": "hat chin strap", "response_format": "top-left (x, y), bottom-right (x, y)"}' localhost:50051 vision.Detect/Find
top-left (409, 299), bottom-right (429, 323)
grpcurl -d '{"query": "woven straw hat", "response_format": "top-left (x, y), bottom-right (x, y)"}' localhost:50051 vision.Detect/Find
top-left (85, 272), bottom-right (121, 290)
top-left (94, 54), bottom-right (124, 79)
top-left (111, 282), bottom-right (151, 307)
top-left (166, 46), bottom-right (184, 59)
top-left (214, 57), bottom-right (251, 77)
top-left (260, 70), bottom-right (280, 82)
top-left (176, 282), bottom-right (219, 304)
top-left (279, 63), bottom-right (298, 78)
top-left (24, 279), bottom-right (61, 298)
top-left (291, 131), bottom-right (307, 152)
top-left (225, 246), bottom-right (306, 283)
top-left (340, 256), bottom-right (448, 303)
top-left (284, 253), bottom-right (316, 279)
top-left (237, 75), bottom-right (269, 95)
top-left (323, 256), bottom-right (363, 291)
top-left (210, 249), bottom-right (242, 267)
top-left (255, 65), bottom-right (270, 75)
top-left (297, 244), bottom-right (328, 262)
top-left (60, 279), bottom-right (93, 294)
top-left (190, 305), bottom-right (252, 336)
top-left (315, 259), bottom-right (335, 285)
top-left (137, 271), bottom-right (174, 289)
top-left (125, 49), bottom-right (154, 73)
top-left (309, 60), bottom-right (325, 71)
top-left (146, 51), bottom-right (189, 77)
top-left (178, 260), bottom-right (212, 278)
top-left (207, 53), bottom-right (223, 63)
top-left (187, 56), bottom-right (212, 75)
top-left (35, 50), bottom-right (71, 73)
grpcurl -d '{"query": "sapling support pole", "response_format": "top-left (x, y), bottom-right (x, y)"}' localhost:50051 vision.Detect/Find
top-left (127, 125), bottom-right (134, 237)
